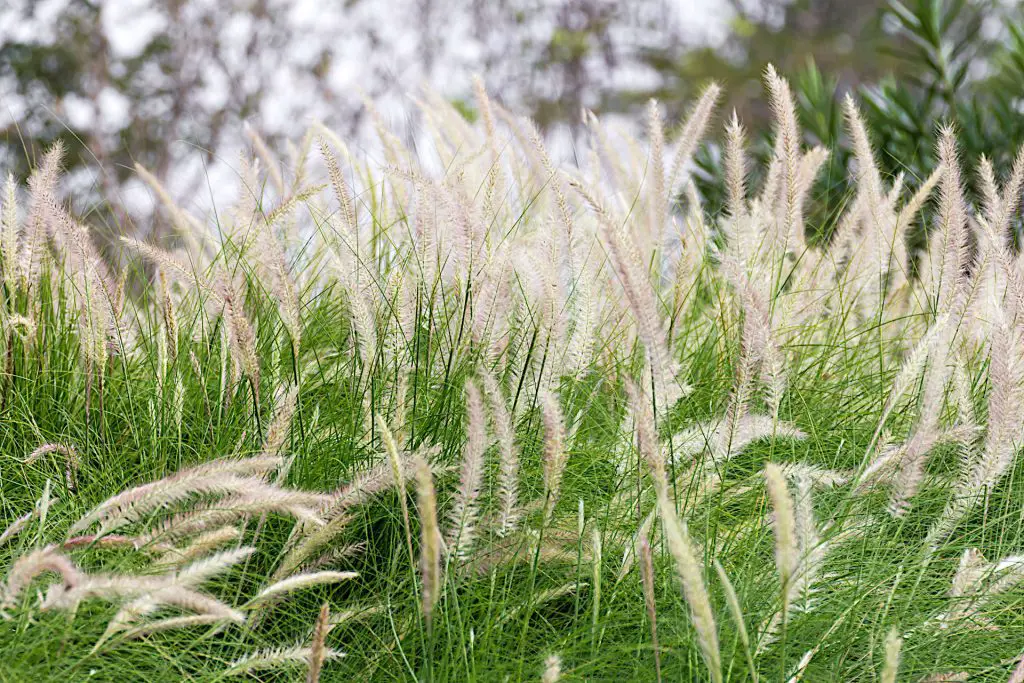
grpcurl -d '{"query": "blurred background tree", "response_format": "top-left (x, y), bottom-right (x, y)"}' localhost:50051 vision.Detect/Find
top-left (1, 0), bottom-right (1023, 241)
top-left (676, 0), bottom-right (1024, 238)
top-left (1, 0), bottom-right (689, 238)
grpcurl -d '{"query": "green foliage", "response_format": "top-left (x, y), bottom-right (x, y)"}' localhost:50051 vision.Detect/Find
top-left (696, 0), bottom-right (1024, 243)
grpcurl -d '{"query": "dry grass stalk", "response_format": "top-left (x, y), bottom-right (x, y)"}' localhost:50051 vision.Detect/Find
top-left (1009, 655), bottom-right (1024, 683)
top-left (120, 613), bottom-right (225, 641)
top-left (0, 510), bottom-right (34, 548)
top-left (639, 533), bottom-right (661, 683)
top-left (656, 491), bottom-right (721, 683)
top-left (541, 653), bottom-right (562, 683)
top-left (764, 464), bottom-right (798, 596)
top-left (1, 173), bottom-right (20, 289)
top-left (377, 415), bottom-right (414, 561)
top-left (764, 65), bottom-right (802, 251)
top-left (724, 111), bottom-right (748, 219)
top-left (1, 546), bottom-right (83, 612)
top-left (541, 391), bottom-right (568, 525)
top-left (23, 142), bottom-right (64, 285)
top-left (880, 628), bottom-right (902, 683)
top-left (25, 442), bottom-right (80, 491)
top-left (413, 452), bottom-right (441, 633)
top-left (307, 602), bottom-right (331, 683)
top-left (668, 83), bottom-right (722, 194)
top-left (481, 369), bottom-right (520, 536)
top-left (249, 571), bottom-right (357, 607)
top-left (447, 379), bottom-right (487, 559)
top-left (600, 218), bottom-right (687, 408)
top-left (226, 644), bottom-right (343, 676)
top-left (69, 454), bottom-right (284, 535)
top-left (156, 526), bottom-right (241, 566)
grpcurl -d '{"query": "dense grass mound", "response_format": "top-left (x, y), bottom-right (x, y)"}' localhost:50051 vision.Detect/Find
top-left (1, 67), bottom-right (1023, 681)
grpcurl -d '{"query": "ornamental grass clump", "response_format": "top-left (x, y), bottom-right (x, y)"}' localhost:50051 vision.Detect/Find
top-left (2, 64), bottom-right (1024, 681)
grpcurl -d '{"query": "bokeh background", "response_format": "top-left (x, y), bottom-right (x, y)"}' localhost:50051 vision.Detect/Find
top-left (2, 0), bottom-right (1023, 242)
